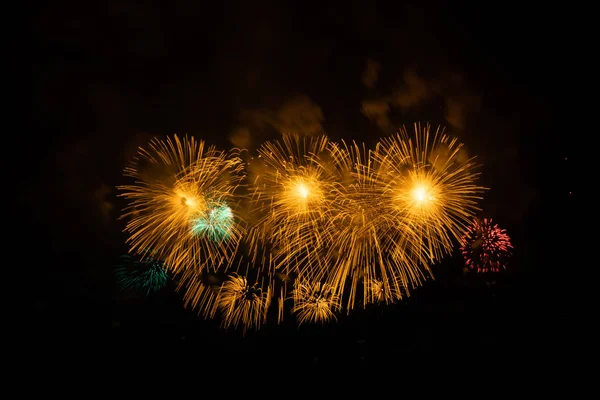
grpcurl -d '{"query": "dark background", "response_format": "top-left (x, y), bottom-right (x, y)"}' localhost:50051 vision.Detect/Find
top-left (27, 1), bottom-right (577, 367)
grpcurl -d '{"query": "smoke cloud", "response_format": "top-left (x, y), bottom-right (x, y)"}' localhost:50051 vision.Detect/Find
top-left (361, 66), bottom-right (481, 133)
top-left (231, 95), bottom-right (325, 149)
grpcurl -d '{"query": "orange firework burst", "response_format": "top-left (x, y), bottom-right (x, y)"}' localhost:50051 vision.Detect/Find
top-left (373, 123), bottom-right (487, 265)
top-left (246, 134), bottom-right (337, 276)
top-left (216, 273), bottom-right (271, 332)
top-left (290, 279), bottom-right (341, 325)
top-left (363, 277), bottom-right (406, 306)
top-left (118, 135), bottom-right (246, 274)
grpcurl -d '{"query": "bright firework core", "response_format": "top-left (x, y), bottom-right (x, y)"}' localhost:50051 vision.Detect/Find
top-left (178, 192), bottom-right (203, 211)
top-left (412, 184), bottom-right (433, 204)
top-left (286, 177), bottom-right (321, 210)
top-left (184, 197), bottom-right (197, 207)
top-left (296, 183), bottom-right (309, 199)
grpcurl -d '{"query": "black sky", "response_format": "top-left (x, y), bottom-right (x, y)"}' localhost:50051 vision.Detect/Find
top-left (27, 1), bottom-right (577, 361)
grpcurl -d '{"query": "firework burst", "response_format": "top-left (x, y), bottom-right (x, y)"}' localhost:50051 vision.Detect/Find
top-left (115, 252), bottom-right (168, 295)
top-left (217, 273), bottom-right (271, 332)
top-left (460, 218), bottom-right (513, 273)
top-left (374, 123), bottom-right (487, 264)
top-left (246, 134), bottom-right (337, 276)
top-left (363, 277), bottom-right (406, 306)
top-left (291, 280), bottom-right (341, 325)
top-left (118, 135), bottom-right (246, 274)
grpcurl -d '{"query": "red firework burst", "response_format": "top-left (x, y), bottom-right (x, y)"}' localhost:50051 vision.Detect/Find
top-left (460, 218), bottom-right (513, 273)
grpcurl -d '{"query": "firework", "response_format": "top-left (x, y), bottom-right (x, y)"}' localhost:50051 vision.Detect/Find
top-left (115, 253), bottom-right (168, 295)
top-left (299, 140), bottom-right (427, 311)
top-left (115, 126), bottom-right (491, 331)
top-left (246, 134), bottom-right (337, 276)
top-left (373, 123), bottom-right (487, 264)
top-left (118, 135), bottom-right (246, 274)
top-left (217, 273), bottom-right (271, 332)
top-left (291, 280), bottom-right (341, 325)
top-left (460, 218), bottom-right (513, 273)
top-left (363, 277), bottom-right (406, 305)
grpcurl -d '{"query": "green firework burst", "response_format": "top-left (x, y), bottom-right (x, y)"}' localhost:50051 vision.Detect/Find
top-left (115, 253), bottom-right (169, 295)
top-left (191, 201), bottom-right (234, 241)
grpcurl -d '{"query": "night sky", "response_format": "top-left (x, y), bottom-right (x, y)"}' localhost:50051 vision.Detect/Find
top-left (28, 2), bottom-right (576, 366)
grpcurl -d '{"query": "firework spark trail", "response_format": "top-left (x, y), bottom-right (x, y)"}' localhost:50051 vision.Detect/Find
top-left (291, 280), bottom-right (341, 325)
top-left (173, 267), bottom-right (221, 318)
top-left (115, 253), bottom-right (168, 295)
top-left (217, 273), bottom-right (271, 332)
top-left (246, 134), bottom-right (336, 277)
top-left (460, 218), bottom-right (513, 273)
top-left (374, 123), bottom-right (487, 265)
top-left (118, 135), bottom-right (246, 274)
